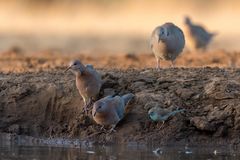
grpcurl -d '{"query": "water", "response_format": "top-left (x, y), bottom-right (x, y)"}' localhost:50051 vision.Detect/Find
top-left (0, 134), bottom-right (239, 160)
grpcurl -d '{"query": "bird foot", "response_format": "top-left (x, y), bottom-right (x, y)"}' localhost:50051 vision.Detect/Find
top-left (171, 61), bottom-right (176, 68)
top-left (81, 106), bottom-right (90, 114)
top-left (157, 122), bottom-right (165, 129)
top-left (100, 126), bottom-right (107, 131)
top-left (156, 66), bottom-right (160, 71)
top-left (108, 127), bottom-right (116, 133)
top-left (82, 100), bottom-right (93, 114)
top-left (82, 103), bottom-right (91, 114)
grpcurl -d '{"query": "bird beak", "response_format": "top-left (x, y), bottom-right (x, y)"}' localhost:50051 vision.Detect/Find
top-left (93, 111), bottom-right (97, 117)
top-left (149, 114), bottom-right (152, 119)
top-left (148, 112), bottom-right (153, 118)
top-left (93, 107), bottom-right (101, 117)
top-left (65, 66), bottom-right (72, 72)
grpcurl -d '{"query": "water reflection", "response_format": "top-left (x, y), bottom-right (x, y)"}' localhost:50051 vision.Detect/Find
top-left (0, 133), bottom-right (239, 160)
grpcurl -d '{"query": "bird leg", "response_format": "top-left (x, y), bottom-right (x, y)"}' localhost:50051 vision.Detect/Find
top-left (156, 57), bottom-right (160, 70)
top-left (82, 98), bottom-right (93, 114)
top-left (109, 125), bottom-right (117, 133)
top-left (48, 126), bottom-right (53, 139)
top-left (82, 98), bottom-right (89, 114)
top-left (171, 60), bottom-right (176, 68)
top-left (157, 121), bottom-right (165, 129)
top-left (100, 126), bottom-right (107, 131)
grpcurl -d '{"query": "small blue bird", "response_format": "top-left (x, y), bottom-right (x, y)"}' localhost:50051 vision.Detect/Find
top-left (148, 106), bottom-right (185, 127)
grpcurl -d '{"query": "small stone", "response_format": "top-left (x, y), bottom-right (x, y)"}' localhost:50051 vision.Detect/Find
top-left (175, 88), bottom-right (195, 100)
top-left (103, 88), bottom-right (115, 96)
top-left (214, 125), bottom-right (228, 137)
top-left (8, 124), bottom-right (20, 134)
top-left (131, 81), bottom-right (146, 89)
top-left (190, 116), bottom-right (216, 132)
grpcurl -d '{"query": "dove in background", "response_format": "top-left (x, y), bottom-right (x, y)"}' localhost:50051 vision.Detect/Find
top-left (184, 16), bottom-right (217, 51)
top-left (150, 22), bottom-right (185, 69)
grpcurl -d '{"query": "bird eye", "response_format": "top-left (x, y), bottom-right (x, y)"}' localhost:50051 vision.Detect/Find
top-left (98, 105), bottom-right (102, 109)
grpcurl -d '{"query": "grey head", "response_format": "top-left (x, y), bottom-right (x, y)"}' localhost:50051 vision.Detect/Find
top-left (184, 16), bottom-right (192, 25)
top-left (66, 60), bottom-right (85, 75)
top-left (92, 96), bottom-right (112, 117)
top-left (148, 107), bottom-right (160, 122)
top-left (153, 25), bottom-right (169, 43)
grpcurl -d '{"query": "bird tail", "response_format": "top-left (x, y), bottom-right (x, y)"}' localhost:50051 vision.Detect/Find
top-left (122, 93), bottom-right (135, 112)
top-left (210, 32), bottom-right (218, 37)
top-left (168, 108), bottom-right (185, 117)
top-left (123, 93), bottom-right (135, 106)
top-left (85, 64), bottom-right (94, 69)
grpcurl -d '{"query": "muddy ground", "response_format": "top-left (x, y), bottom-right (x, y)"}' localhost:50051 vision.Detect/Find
top-left (0, 49), bottom-right (240, 73)
top-left (1, 51), bottom-right (240, 146)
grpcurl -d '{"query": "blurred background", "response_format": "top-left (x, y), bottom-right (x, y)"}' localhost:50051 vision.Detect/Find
top-left (0, 0), bottom-right (239, 54)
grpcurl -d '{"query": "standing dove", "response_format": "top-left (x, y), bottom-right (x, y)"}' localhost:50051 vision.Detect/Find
top-left (148, 106), bottom-right (185, 127)
top-left (184, 16), bottom-right (217, 51)
top-left (92, 93), bottom-right (135, 132)
top-left (66, 60), bottom-right (102, 113)
top-left (150, 22), bottom-right (185, 69)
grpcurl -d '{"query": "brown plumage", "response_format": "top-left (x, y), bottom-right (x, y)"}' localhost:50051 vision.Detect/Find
top-left (66, 60), bottom-right (102, 113)
top-left (150, 22), bottom-right (185, 69)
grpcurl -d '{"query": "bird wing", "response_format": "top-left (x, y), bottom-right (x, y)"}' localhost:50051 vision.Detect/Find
top-left (165, 109), bottom-right (185, 118)
top-left (192, 25), bottom-right (211, 42)
top-left (150, 32), bottom-right (155, 50)
top-left (122, 93), bottom-right (134, 106)
top-left (157, 108), bottom-right (184, 121)
top-left (99, 95), bottom-right (114, 102)
top-left (158, 108), bottom-right (171, 117)
top-left (166, 25), bottom-right (185, 55)
top-left (85, 64), bottom-right (94, 69)
top-left (85, 64), bottom-right (97, 75)
top-left (150, 26), bottom-right (162, 49)
top-left (85, 64), bottom-right (102, 86)
top-left (110, 96), bottom-right (125, 120)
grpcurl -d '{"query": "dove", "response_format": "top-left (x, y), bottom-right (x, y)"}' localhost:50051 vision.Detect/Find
top-left (66, 60), bottom-right (102, 113)
top-left (150, 22), bottom-right (185, 69)
top-left (148, 106), bottom-right (185, 127)
top-left (92, 93), bottom-right (135, 132)
top-left (184, 16), bottom-right (217, 51)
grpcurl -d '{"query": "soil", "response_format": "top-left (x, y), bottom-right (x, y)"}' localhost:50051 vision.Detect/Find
top-left (1, 50), bottom-right (240, 146)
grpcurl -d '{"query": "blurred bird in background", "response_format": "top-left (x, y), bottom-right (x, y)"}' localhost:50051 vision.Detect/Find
top-left (184, 16), bottom-right (217, 51)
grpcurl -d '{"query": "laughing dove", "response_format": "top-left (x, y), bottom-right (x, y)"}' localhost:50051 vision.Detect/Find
top-left (66, 60), bottom-right (102, 113)
top-left (150, 22), bottom-right (185, 69)
top-left (148, 106), bottom-right (185, 127)
top-left (92, 93), bottom-right (135, 132)
top-left (184, 16), bottom-right (217, 51)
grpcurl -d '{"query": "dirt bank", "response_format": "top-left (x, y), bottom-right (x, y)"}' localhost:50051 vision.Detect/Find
top-left (0, 50), bottom-right (240, 73)
top-left (1, 67), bottom-right (240, 145)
